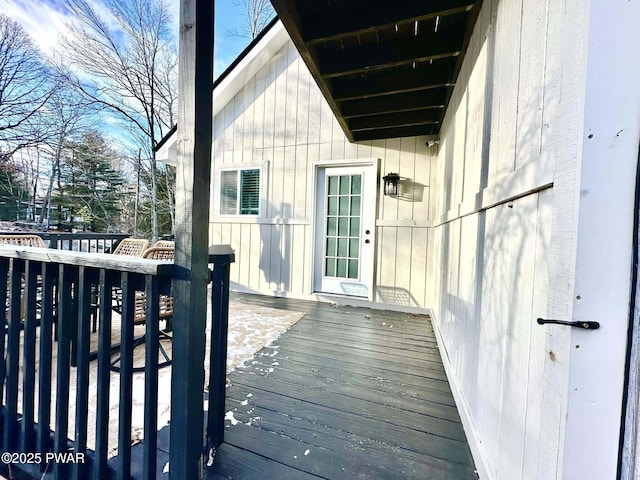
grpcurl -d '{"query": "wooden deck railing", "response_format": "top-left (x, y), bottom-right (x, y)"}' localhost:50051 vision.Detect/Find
top-left (0, 244), bottom-right (235, 480)
top-left (0, 232), bottom-right (131, 253)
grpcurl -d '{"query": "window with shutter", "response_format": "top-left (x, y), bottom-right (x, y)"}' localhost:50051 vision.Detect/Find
top-left (219, 168), bottom-right (261, 215)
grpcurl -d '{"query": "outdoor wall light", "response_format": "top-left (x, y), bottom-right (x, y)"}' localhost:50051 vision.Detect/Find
top-left (383, 173), bottom-right (400, 196)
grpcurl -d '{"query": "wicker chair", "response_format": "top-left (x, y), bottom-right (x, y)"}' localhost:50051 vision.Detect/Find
top-left (152, 240), bottom-right (175, 249)
top-left (0, 234), bottom-right (46, 248)
top-left (111, 246), bottom-right (174, 372)
top-left (112, 238), bottom-right (149, 256)
top-left (137, 246), bottom-right (174, 322)
top-left (0, 235), bottom-right (46, 320)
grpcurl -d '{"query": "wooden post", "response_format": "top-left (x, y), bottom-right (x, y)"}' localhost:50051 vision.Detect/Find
top-left (207, 245), bottom-right (235, 450)
top-left (171, 0), bottom-right (214, 478)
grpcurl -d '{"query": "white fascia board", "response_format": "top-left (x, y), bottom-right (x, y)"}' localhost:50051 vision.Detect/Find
top-left (156, 20), bottom-right (289, 165)
top-left (157, 136), bottom-right (177, 165)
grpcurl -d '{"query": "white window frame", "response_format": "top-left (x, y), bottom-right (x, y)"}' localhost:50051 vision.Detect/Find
top-left (218, 166), bottom-right (263, 217)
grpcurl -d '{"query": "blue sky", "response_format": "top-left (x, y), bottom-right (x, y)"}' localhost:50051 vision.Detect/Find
top-left (1, 0), bottom-right (260, 78)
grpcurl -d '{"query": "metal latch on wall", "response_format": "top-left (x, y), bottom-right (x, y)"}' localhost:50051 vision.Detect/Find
top-left (536, 318), bottom-right (600, 330)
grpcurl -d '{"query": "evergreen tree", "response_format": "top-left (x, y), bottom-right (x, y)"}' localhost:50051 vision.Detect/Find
top-left (54, 131), bottom-right (127, 232)
top-left (0, 160), bottom-right (29, 221)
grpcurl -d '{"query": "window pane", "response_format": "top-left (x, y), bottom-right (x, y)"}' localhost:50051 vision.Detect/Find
top-left (351, 175), bottom-right (361, 195)
top-left (340, 176), bottom-right (350, 195)
top-left (337, 259), bottom-right (347, 277)
top-left (328, 197), bottom-right (337, 215)
top-left (339, 196), bottom-right (349, 215)
top-left (349, 217), bottom-right (360, 237)
top-left (328, 176), bottom-right (339, 195)
top-left (350, 196), bottom-right (361, 216)
top-left (220, 171), bottom-right (238, 214)
top-left (327, 217), bottom-right (337, 236)
top-left (349, 238), bottom-right (359, 258)
top-left (338, 217), bottom-right (348, 236)
top-left (326, 258), bottom-right (336, 277)
top-left (337, 238), bottom-right (348, 257)
top-left (326, 237), bottom-right (336, 256)
top-left (240, 169), bottom-right (260, 215)
top-left (348, 260), bottom-right (358, 279)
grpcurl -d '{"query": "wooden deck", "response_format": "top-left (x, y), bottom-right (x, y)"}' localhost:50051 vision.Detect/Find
top-left (132, 293), bottom-right (477, 479)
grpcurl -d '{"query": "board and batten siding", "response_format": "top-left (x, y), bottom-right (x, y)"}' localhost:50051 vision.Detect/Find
top-left (428, 0), bottom-right (570, 478)
top-left (210, 40), bottom-right (433, 309)
top-left (429, 0), bottom-right (640, 479)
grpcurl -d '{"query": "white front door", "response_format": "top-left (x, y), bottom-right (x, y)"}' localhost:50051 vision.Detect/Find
top-left (314, 165), bottom-right (376, 299)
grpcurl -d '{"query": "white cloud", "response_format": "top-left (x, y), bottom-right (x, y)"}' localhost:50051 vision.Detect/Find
top-left (1, 0), bottom-right (69, 56)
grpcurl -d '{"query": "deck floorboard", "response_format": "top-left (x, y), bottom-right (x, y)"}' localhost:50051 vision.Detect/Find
top-left (128, 293), bottom-right (477, 479)
top-left (206, 294), bottom-right (477, 479)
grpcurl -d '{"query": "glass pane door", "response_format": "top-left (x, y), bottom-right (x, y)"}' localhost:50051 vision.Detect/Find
top-left (324, 174), bottom-right (362, 280)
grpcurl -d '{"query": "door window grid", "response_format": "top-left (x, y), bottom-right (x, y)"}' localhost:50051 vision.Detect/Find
top-left (325, 175), bottom-right (362, 279)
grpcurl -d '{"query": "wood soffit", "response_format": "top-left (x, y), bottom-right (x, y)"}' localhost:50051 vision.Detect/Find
top-left (270, 0), bottom-right (483, 142)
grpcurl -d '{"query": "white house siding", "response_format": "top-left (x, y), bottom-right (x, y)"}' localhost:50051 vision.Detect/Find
top-left (429, 0), bottom-right (640, 479)
top-left (210, 41), bottom-right (432, 309)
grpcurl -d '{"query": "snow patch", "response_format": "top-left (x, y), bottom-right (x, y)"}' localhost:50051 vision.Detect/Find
top-left (225, 411), bottom-right (240, 426)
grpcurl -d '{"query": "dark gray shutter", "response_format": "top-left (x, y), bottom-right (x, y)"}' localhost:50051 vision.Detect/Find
top-left (240, 169), bottom-right (260, 215)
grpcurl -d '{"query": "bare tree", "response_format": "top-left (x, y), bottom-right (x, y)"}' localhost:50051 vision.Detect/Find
top-left (38, 84), bottom-right (95, 228)
top-left (60, 0), bottom-right (177, 240)
top-left (228, 0), bottom-right (275, 40)
top-left (0, 14), bottom-right (58, 157)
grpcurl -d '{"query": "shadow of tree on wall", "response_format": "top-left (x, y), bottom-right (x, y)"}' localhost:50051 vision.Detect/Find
top-left (258, 202), bottom-right (292, 293)
top-left (432, 1), bottom-right (560, 474)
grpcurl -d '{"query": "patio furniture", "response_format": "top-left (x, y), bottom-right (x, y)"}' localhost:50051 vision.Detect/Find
top-left (110, 245), bottom-right (174, 372)
top-left (112, 238), bottom-right (149, 256)
top-left (0, 234), bottom-right (46, 321)
top-left (153, 240), bottom-right (175, 248)
top-left (0, 234), bottom-right (46, 248)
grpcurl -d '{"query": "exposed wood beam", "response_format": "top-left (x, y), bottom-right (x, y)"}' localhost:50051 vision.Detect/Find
top-left (349, 109), bottom-right (440, 132)
top-left (171, 0), bottom-right (214, 477)
top-left (341, 88), bottom-right (449, 118)
top-left (353, 124), bottom-right (438, 142)
top-left (304, 0), bottom-right (474, 45)
top-left (320, 31), bottom-right (463, 78)
top-left (332, 61), bottom-right (456, 101)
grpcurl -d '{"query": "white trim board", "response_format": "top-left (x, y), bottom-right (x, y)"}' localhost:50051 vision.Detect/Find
top-left (434, 156), bottom-right (554, 228)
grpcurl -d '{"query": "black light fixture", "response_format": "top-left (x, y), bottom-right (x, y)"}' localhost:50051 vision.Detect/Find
top-left (383, 173), bottom-right (400, 196)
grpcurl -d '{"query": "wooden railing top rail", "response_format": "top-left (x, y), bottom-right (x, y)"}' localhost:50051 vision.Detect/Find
top-left (0, 244), bottom-right (235, 274)
top-left (0, 232), bottom-right (131, 240)
top-left (0, 246), bottom-right (174, 276)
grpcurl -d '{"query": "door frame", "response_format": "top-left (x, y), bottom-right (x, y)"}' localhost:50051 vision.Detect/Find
top-left (308, 158), bottom-right (379, 302)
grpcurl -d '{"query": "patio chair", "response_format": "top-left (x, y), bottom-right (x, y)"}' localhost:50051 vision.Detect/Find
top-left (111, 246), bottom-right (174, 372)
top-left (153, 240), bottom-right (175, 248)
top-left (0, 235), bottom-right (46, 321)
top-left (112, 238), bottom-right (149, 256)
top-left (0, 234), bottom-right (46, 248)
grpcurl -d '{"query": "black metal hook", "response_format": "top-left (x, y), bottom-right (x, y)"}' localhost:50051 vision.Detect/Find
top-left (536, 318), bottom-right (600, 330)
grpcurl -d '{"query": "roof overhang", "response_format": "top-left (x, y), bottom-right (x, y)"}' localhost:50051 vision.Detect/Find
top-left (270, 0), bottom-right (483, 142)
